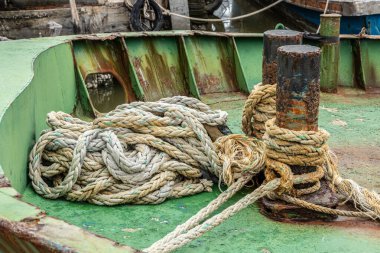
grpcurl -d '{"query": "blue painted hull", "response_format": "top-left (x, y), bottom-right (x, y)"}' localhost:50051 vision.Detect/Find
top-left (287, 4), bottom-right (380, 35)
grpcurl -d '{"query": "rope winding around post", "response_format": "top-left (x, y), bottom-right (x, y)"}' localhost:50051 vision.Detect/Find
top-left (29, 92), bottom-right (380, 253)
top-left (146, 95), bottom-right (380, 253)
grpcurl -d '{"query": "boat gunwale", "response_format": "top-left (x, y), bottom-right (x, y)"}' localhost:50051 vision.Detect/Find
top-left (1, 30), bottom-right (380, 252)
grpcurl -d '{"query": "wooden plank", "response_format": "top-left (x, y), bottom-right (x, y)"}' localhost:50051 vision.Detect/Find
top-left (0, 3), bottom-right (130, 39)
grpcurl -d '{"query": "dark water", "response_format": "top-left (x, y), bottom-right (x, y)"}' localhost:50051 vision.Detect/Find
top-left (88, 82), bottom-right (126, 113)
top-left (209, 0), bottom-right (303, 33)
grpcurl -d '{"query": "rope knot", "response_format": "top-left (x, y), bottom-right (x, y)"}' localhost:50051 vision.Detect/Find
top-left (214, 134), bottom-right (266, 186)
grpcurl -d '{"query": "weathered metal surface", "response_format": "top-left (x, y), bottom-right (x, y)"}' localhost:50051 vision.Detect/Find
top-left (0, 42), bottom-right (77, 194)
top-left (230, 38), bottom-right (250, 93)
top-left (0, 194), bottom-right (136, 253)
top-left (1, 32), bottom-right (380, 253)
top-left (178, 36), bottom-right (201, 99)
top-left (125, 36), bottom-right (191, 101)
top-left (276, 45), bottom-right (321, 130)
top-left (336, 39), bottom-right (355, 87)
top-left (262, 30), bottom-right (303, 85)
top-left (320, 14), bottom-right (341, 93)
top-left (262, 45), bottom-right (339, 221)
top-left (285, 0), bottom-right (380, 16)
top-left (184, 36), bottom-right (240, 94)
top-left (233, 37), bottom-right (263, 91)
top-left (73, 38), bottom-right (137, 113)
top-left (359, 40), bottom-right (380, 92)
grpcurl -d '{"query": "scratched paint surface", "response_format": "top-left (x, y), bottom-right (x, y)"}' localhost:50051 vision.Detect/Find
top-left (22, 90), bottom-right (380, 253)
top-left (1, 33), bottom-right (380, 252)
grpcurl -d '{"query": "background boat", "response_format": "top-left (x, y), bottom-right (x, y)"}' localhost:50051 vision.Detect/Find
top-left (255, 0), bottom-right (380, 35)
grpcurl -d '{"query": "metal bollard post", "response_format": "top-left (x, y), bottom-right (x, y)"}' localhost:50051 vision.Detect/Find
top-left (262, 30), bottom-right (303, 85)
top-left (320, 14), bottom-right (341, 93)
top-left (261, 45), bottom-right (339, 221)
top-left (276, 45), bottom-right (320, 130)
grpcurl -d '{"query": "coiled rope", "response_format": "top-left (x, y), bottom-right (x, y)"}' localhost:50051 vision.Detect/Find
top-left (145, 85), bottom-right (380, 253)
top-left (29, 96), bottom-right (260, 205)
top-left (29, 89), bottom-right (380, 253)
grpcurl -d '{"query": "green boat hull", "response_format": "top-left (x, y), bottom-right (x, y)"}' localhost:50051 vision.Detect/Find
top-left (0, 31), bottom-right (380, 253)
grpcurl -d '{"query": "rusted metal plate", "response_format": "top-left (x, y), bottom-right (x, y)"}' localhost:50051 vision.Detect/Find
top-left (72, 38), bottom-right (137, 113)
top-left (124, 36), bottom-right (190, 101)
top-left (73, 38), bottom-right (137, 102)
top-left (184, 36), bottom-right (239, 94)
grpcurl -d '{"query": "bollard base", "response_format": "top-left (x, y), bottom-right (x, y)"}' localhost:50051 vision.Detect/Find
top-left (260, 180), bottom-right (339, 222)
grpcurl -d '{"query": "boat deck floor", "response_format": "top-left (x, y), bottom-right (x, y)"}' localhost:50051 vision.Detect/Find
top-left (22, 89), bottom-right (380, 253)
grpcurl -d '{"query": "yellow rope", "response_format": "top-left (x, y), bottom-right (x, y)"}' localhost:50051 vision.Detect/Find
top-left (29, 96), bottom-right (261, 205)
top-left (146, 86), bottom-right (380, 253)
top-left (29, 87), bottom-right (380, 252)
top-left (242, 83), bottom-right (276, 138)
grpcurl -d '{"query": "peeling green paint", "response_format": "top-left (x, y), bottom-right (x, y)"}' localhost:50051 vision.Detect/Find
top-left (0, 187), bottom-right (19, 197)
top-left (22, 91), bottom-right (380, 253)
top-left (0, 40), bottom-right (77, 193)
top-left (0, 191), bottom-right (41, 221)
top-left (1, 32), bottom-right (380, 253)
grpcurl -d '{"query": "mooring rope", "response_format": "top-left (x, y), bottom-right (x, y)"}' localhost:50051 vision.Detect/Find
top-left (242, 83), bottom-right (276, 138)
top-left (242, 84), bottom-right (380, 218)
top-left (144, 86), bottom-right (380, 253)
top-left (29, 96), bottom-right (260, 205)
top-left (29, 89), bottom-right (380, 253)
top-left (154, 0), bottom-right (284, 23)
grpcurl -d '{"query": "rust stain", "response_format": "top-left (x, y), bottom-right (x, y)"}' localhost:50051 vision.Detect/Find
top-left (217, 38), bottom-right (238, 92)
top-left (276, 47), bottom-right (320, 131)
top-left (0, 219), bottom-right (65, 253)
top-left (132, 57), bottom-right (148, 90)
top-left (133, 39), bottom-right (189, 101)
top-left (74, 39), bottom-right (137, 104)
top-left (262, 61), bottom-right (278, 85)
top-left (191, 37), bottom-right (239, 94)
top-left (0, 174), bottom-right (11, 188)
top-left (193, 67), bottom-right (221, 94)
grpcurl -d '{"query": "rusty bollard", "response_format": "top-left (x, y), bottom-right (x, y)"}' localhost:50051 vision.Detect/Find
top-left (261, 45), bottom-right (339, 221)
top-left (320, 14), bottom-right (341, 93)
top-left (263, 30), bottom-right (303, 85)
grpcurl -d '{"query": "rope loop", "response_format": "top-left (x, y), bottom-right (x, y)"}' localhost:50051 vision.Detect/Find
top-left (29, 96), bottom-right (262, 206)
top-left (242, 83), bottom-right (276, 138)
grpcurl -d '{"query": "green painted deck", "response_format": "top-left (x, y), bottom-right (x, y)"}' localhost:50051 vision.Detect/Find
top-left (21, 91), bottom-right (380, 252)
top-left (1, 32), bottom-right (380, 252)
